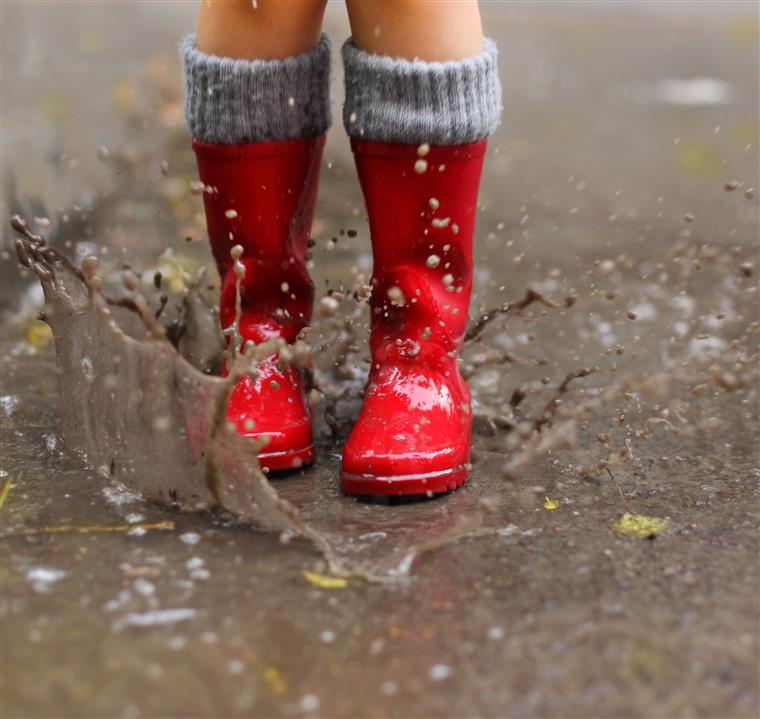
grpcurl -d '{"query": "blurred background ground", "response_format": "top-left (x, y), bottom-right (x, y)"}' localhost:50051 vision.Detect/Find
top-left (1, 2), bottom-right (758, 718)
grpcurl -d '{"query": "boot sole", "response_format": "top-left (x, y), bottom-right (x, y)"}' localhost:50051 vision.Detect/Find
top-left (340, 465), bottom-right (469, 498)
top-left (257, 444), bottom-right (315, 473)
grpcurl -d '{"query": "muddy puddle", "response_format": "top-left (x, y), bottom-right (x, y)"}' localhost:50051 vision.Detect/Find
top-left (1, 4), bottom-right (759, 718)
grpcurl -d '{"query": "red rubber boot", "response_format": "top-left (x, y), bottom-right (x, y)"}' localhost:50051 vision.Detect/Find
top-left (193, 135), bottom-right (325, 472)
top-left (341, 139), bottom-right (487, 497)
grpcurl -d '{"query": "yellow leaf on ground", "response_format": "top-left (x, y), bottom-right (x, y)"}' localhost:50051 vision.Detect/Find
top-left (677, 143), bottom-right (722, 178)
top-left (302, 570), bottom-right (348, 589)
top-left (26, 321), bottom-right (52, 350)
top-left (614, 513), bottom-right (670, 538)
top-left (112, 79), bottom-right (139, 113)
top-left (262, 667), bottom-right (287, 695)
top-left (40, 92), bottom-right (72, 126)
top-left (728, 16), bottom-right (759, 46)
top-left (0, 478), bottom-right (13, 510)
top-left (543, 497), bottom-right (560, 510)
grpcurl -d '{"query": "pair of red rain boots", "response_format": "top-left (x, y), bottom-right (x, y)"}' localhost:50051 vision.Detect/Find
top-left (193, 134), bottom-right (486, 497)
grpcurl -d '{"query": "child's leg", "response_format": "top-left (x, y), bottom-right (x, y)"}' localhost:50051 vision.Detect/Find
top-left (181, 1), bottom-right (331, 472)
top-left (196, 0), bottom-right (326, 60)
top-left (346, 0), bottom-right (483, 61)
top-left (339, 1), bottom-right (501, 497)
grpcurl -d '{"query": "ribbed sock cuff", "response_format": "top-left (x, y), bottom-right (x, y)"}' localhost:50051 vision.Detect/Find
top-left (180, 34), bottom-right (332, 145)
top-left (342, 39), bottom-right (501, 146)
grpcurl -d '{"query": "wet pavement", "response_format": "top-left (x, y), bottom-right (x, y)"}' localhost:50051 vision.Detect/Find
top-left (1, 3), bottom-right (759, 717)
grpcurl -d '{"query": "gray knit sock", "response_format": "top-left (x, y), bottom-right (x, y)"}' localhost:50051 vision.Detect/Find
top-left (180, 34), bottom-right (332, 145)
top-left (342, 39), bottom-right (501, 146)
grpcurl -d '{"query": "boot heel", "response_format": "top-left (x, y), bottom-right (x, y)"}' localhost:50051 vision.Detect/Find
top-left (258, 444), bottom-right (315, 473)
top-left (341, 465), bottom-right (470, 498)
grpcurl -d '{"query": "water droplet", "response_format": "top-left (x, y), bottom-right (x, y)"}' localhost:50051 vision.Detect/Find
top-left (429, 664), bottom-right (452, 681)
top-left (300, 694), bottom-right (320, 712)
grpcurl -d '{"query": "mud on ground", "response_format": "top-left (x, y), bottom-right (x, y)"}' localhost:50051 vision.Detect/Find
top-left (1, 3), bottom-right (758, 718)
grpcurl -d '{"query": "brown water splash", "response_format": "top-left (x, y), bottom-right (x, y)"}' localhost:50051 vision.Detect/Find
top-left (12, 215), bottom-right (499, 582)
top-left (11, 216), bottom-right (366, 577)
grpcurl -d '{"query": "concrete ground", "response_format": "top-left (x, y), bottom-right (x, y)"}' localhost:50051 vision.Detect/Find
top-left (1, 3), bottom-right (758, 718)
